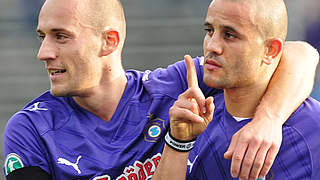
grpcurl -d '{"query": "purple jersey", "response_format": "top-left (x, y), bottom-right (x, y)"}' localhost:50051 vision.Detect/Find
top-left (3, 57), bottom-right (219, 179)
top-left (187, 93), bottom-right (320, 179)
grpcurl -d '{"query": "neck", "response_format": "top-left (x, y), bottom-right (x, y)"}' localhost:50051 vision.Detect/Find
top-left (224, 80), bottom-right (269, 118)
top-left (73, 63), bottom-right (127, 122)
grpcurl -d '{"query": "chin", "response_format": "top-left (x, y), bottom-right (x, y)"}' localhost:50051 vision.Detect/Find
top-left (204, 76), bottom-right (234, 90)
top-left (50, 87), bottom-right (70, 97)
top-left (50, 90), bottom-right (66, 97)
top-left (204, 75), bottom-right (221, 89)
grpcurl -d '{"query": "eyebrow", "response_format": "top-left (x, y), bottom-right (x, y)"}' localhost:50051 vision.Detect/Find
top-left (36, 28), bottom-right (71, 34)
top-left (204, 22), bottom-right (211, 27)
top-left (223, 26), bottom-right (238, 34)
top-left (204, 22), bottom-right (239, 34)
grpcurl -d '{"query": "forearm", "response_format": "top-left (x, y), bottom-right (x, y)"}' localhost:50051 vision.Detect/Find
top-left (152, 145), bottom-right (189, 180)
top-left (254, 41), bottom-right (319, 124)
top-left (152, 55), bottom-right (214, 179)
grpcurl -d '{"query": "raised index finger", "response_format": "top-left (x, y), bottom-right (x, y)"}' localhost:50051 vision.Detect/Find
top-left (185, 55), bottom-right (198, 88)
top-left (185, 55), bottom-right (206, 115)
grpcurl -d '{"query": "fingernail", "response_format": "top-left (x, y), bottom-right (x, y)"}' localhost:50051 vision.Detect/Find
top-left (257, 177), bottom-right (265, 180)
top-left (199, 117), bottom-right (204, 122)
top-left (231, 173), bottom-right (238, 178)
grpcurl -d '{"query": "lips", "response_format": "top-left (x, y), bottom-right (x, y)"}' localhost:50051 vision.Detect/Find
top-left (46, 68), bottom-right (67, 81)
top-left (48, 69), bottom-right (67, 75)
top-left (205, 58), bottom-right (222, 70)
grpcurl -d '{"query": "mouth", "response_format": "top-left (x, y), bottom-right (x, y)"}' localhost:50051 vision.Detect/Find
top-left (48, 69), bottom-right (67, 75)
top-left (205, 58), bottom-right (222, 68)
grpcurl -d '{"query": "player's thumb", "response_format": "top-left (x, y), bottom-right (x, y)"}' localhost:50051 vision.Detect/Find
top-left (224, 150), bottom-right (233, 160)
top-left (203, 96), bottom-right (214, 124)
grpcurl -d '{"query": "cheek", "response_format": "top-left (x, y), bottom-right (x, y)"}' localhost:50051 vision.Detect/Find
top-left (66, 48), bottom-right (92, 79)
top-left (225, 53), bottom-right (250, 79)
top-left (203, 36), bottom-right (210, 54)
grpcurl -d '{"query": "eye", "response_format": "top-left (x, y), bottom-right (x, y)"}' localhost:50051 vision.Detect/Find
top-left (204, 27), bottom-right (214, 36)
top-left (56, 33), bottom-right (68, 40)
top-left (37, 34), bottom-right (45, 41)
top-left (225, 31), bottom-right (236, 39)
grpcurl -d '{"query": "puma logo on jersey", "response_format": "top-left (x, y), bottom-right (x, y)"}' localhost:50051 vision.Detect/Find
top-left (142, 70), bottom-right (151, 81)
top-left (57, 155), bottom-right (82, 174)
top-left (26, 102), bottom-right (48, 112)
top-left (187, 155), bottom-right (198, 173)
top-left (200, 56), bottom-right (204, 66)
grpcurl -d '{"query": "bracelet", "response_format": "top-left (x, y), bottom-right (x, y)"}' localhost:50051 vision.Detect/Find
top-left (164, 130), bottom-right (196, 152)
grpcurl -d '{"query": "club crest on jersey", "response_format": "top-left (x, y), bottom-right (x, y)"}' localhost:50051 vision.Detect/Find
top-left (5, 153), bottom-right (24, 176)
top-left (148, 125), bottom-right (161, 138)
top-left (144, 114), bottom-right (166, 142)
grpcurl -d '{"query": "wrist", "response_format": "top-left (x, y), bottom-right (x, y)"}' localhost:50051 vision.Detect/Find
top-left (164, 129), bottom-right (197, 152)
top-left (253, 104), bottom-right (285, 125)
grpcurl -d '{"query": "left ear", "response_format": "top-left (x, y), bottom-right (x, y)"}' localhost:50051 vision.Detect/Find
top-left (263, 38), bottom-right (283, 65)
top-left (101, 30), bottom-right (120, 56)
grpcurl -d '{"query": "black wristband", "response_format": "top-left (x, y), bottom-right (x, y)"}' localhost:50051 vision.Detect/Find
top-left (164, 129), bottom-right (196, 152)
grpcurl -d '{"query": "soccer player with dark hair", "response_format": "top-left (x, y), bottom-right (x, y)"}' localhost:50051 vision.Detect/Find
top-left (153, 0), bottom-right (320, 179)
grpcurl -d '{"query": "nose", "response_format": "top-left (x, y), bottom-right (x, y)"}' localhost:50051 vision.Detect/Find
top-left (37, 38), bottom-right (57, 61)
top-left (205, 33), bottom-right (223, 56)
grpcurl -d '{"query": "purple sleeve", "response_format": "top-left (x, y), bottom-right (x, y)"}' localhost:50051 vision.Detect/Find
top-left (3, 112), bottom-right (50, 176)
top-left (143, 57), bottom-right (219, 99)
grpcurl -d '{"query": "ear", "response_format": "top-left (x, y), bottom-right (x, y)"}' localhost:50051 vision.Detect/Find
top-left (101, 30), bottom-right (120, 56)
top-left (263, 38), bottom-right (283, 65)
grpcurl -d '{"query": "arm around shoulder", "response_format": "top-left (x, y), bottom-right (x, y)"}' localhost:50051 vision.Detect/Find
top-left (256, 41), bottom-right (319, 123)
top-left (224, 41), bottom-right (319, 179)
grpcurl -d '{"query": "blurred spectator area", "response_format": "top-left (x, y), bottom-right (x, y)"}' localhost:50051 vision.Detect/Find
top-left (0, 0), bottom-right (319, 178)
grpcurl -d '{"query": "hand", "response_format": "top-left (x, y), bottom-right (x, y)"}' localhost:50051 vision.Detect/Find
top-left (223, 41), bottom-right (319, 180)
top-left (169, 55), bottom-right (214, 141)
top-left (224, 118), bottom-right (282, 180)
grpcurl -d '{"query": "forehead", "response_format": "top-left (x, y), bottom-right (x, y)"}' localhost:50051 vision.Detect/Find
top-left (37, 0), bottom-right (83, 31)
top-left (206, 0), bottom-right (256, 30)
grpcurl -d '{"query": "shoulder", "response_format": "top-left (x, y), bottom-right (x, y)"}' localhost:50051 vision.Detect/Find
top-left (272, 125), bottom-right (313, 178)
top-left (138, 57), bottom-right (215, 99)
top-left (281, 97), bottom-right (320, 178)
top-left (6, 91), bottom-right (74, 135)
top-left (286, 97), bottom-right (320, 128)
top-left (3, 91), bottom-right (74, 176)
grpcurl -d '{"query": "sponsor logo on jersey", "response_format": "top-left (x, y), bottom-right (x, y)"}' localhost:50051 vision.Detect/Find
top-left (93, 153), bottom-right (161, 180)
top-left (144, 114), bottom-right (166, 142)
top-left (5, 153), bottom-right (24, 175)
top-left (93, 175), bottom-right (111, 180)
